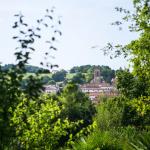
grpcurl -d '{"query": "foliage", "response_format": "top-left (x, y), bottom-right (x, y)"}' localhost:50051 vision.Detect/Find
top-left (127, 131), bottom-right (150, 150)
top-left (72, 1), bottom-right (150, 149)
top-left (52, 69), bottom-right (67, 82)
top-left (96, 97), bottom-right (124, 131)
top-left (60, 83), bottom-right (96, 124)
top-left (2, 64), bottom-right (50, 73)
top-left (122, 96), bottom-right (150, 127)
top-left (71, 72), bottom-right (86, 84)
top-left (10, 94), bottom-right (82, 149)
top-left (73, 96), bottom-right (150, 150)
top-left (72, 129), bottom-right (123, 150)
top-left (70, 65), bottom-right (115, 83)
top-left (116, 70), bottom-right (147, 99)
top-left (0, 65), bottom-right (22, 148)
top-left (41, 75), bottom-right (52, 84)
top-left (115, 32), bottom-right (150, 127)
top-left (126, 31), bottom-right (150, 95)
top-left (70, 65), bottom-right (92, 73)
top-left (129, 96), bottom-right (150, 117)
top-left (73, 102), bottom-right (135, 150)
top-left (102, 0), bottom-right (150, 127)
top-left (1, 64), bottom-right (116, 85)
top-left (0, 7), bottom-right (61, 148)
top-left (73, 126), bottom-right (150, 150)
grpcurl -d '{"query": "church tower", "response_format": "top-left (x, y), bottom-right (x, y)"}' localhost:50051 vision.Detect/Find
top-left (91, 68), bottom-right (101, 83)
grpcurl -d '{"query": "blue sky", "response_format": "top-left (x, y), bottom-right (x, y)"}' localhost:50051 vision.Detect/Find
top-left (0, 0), bottom-right (138, 70)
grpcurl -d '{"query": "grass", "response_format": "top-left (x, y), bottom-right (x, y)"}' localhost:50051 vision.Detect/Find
top-left (23, 73), bottom-right (52, 79)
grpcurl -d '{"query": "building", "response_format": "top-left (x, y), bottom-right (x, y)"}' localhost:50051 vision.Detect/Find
top-left (80, 68), bottom-right (117, 103)
top-left (43, 84), bottom-right (59, 94)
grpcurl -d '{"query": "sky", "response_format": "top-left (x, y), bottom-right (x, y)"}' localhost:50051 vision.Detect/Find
top-left (0, 0), bottom-right (138, 70)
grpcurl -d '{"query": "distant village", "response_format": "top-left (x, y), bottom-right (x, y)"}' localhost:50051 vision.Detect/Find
top-left (43, 68), bottom-right (118, 103)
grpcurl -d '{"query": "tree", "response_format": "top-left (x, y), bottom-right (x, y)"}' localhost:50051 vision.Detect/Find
top-left (122, 96), bottom-right (150, 127)
top-left (106, 0), bottom-right (150, 85)
top-left (72, 1), bottom-right (150, 149)
top-left (126, 32), bottom-right (150, 95)
top-left (70, 65), bottom-right (116, 83)
top-left (71, 72), bottom-right (86, 84)
top-left (59, 83), bottom-right (96, 125)
top-left (10, 94), bottom-right (82, 149)
top-left (100, 66), bottom-right (115, 83)
top-left (102, 0), bottom-right (150, 127)
top-left (116, 70), bottom-right (147, 99)
top-left (52, 69), bottom-right (67, 82)
top-left (41, 75), bottom-right (52, 84)
top-left (0, 7), bottom-right (61, 147)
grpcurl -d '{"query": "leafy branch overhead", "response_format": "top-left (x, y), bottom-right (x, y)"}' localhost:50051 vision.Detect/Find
top-left (12, 8), bottom-right (62, 70)
top-left (100, 0), bottom-right (149, 57)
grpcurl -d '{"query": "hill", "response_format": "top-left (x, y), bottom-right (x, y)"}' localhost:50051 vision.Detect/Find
top-left (1, 64), bottom-right (50, 73)
top-left (1, 64), bottom-right (117, 85)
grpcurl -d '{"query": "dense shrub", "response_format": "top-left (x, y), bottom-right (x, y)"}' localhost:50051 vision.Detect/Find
top-left (10, 94), bottom-right (83, 149)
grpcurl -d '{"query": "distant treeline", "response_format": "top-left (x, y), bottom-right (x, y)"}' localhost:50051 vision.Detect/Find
top-left (70, 65), bottom-right (116, 84)
top-left (2, 64), bottom-right (119, 84)
top-left (1, 64), bottom-right (50, 73)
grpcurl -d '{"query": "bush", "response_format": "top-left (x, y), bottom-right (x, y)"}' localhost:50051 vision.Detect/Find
top-left (96, 97), bottom-right (124, 131)
top-left (73, 129), bottom-right (123, 150)
top-left (10, 94), bottom-right (83, 149)
top-left (122, 96), bottom-right (150, 127)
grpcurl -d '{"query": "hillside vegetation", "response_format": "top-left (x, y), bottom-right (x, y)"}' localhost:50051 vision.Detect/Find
top-left (2, 64), bottom-right (116, 85)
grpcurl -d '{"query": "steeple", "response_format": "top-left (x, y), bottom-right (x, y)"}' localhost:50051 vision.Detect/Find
top-left (91, 68), bottom-right (101, 83)
top-left (94, 68), bottom-right (100, 78)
